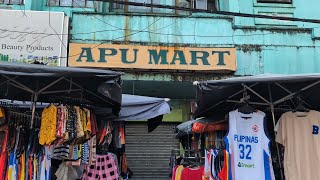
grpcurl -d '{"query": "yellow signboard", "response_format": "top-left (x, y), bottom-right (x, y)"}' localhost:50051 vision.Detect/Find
top-left (69, 43), bottom-right (237, 71)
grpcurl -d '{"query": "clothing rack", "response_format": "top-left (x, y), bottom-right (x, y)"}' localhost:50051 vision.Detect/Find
top-left (8, 111), bottom-right (41, 127)
top-left (8, 111), bottom-right (40, 118)
top-left (206, 139), bottom-right (225, 142)
top-left (42, 95), bottom-right (93, 107)
top-left (266, 107), bottom-right (292, 112)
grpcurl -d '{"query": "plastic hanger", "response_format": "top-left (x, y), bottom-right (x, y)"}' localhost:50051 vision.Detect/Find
top-left (238, 89), bottom-right (255, 114)
top-left (239, 106), bottom-right (254, 115)
top-left (238, 101), bottom-right (255, 114)
top-left (293, 95), bottom-right (310, 113)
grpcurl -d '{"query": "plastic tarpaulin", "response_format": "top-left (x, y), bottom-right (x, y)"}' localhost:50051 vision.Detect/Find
top-left (194, 73), bottom-right (320, 118)
top-left (9, 94), bottom-right (171, 122)
top-left (0, 62), bottom-right (123, 112)
top-left (118, 94), bottom-right (171, 121)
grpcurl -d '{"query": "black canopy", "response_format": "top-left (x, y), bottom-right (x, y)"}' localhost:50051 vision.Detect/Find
top-left (194, 73), bottom-right (320, 119)
top-left (0, 62), bottom-right (123, 112)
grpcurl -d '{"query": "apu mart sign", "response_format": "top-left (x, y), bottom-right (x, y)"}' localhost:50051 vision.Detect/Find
top-left (0, 10), bottom-right (68, 66)
top-left (69, 43), bottom-right (236, 71)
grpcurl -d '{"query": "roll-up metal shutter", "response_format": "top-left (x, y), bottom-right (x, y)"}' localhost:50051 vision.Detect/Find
top-left (126, 122), bottom-right (179, 180)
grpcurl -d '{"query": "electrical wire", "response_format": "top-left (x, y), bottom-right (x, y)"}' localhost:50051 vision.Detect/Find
top-left (60, 1), bottom-right (320, 59)
top-left (1, 25), bottom-right (317, 38)
top-left (2, 0), bottom-right (320, 37)
top-left (98, 0), bottom-right (320, 24)
top-left (73, 0), bottom-right (124, 30)
top-left (66, 13), bottom-right (166, 58)
top-left (2, 0), bottom-right (320, 59)
top-left (48, 3), bottom-right (67, 49)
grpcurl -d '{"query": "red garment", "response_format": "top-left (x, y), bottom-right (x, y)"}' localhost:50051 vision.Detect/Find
top-left (119, 122), bottom-right (125, 145)
top-left (0, 127), bottom-right (8, 180)
top-left (192, 122), bottom-right (228, 134)
top-left (172, 165), bottom-right (179, 180)
top-left (218, 150), bottom-right (227, 180)
top-left (28, 156), bottom-right (33, 180)
top-left (18, 157), bottom-right (21, 180)
top-left (181, 166), bottom-right (204, 180)
top-left (56, 107), bottom-right (64, 138)
top-left (90, 113), bottom-right (97, 136)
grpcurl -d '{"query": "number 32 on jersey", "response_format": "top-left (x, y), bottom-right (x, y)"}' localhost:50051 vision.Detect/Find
top-left (239, 144), bottom-right (252, 160)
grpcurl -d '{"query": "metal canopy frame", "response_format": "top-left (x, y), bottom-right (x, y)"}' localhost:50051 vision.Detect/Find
top-left (1, 75), bottom-right (115, 127)
top-left (198, 80), bottom-right (320, 180)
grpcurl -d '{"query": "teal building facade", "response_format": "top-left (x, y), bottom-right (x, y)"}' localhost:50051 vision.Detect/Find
top-left (2, 0), bottom-right (320, 121)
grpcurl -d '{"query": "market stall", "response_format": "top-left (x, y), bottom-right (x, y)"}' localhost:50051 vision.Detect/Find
top-left (181, 73), bottom-right (320, 180)
top-left (5, 93), bottom-right (172, 180)
top-left (0, 62), bottom-right (124, 180)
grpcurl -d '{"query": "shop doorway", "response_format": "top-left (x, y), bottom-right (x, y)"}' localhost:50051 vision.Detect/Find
top-left (126, 122), bottom-right (179, 179)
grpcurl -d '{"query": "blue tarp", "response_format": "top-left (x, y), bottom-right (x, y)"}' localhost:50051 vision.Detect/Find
top-left (118, 94), bottom-right (171, 121)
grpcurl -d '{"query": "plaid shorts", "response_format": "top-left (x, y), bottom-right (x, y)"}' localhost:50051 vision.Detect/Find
top-left (83, 154), bottom-right (119, 180)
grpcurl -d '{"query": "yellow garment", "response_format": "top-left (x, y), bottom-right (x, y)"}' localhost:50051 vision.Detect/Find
top-left (20, 153), bottom-right (25, 180)
top-left (81, 109), bottom-right (87, 133)
top-left (39, 105), bottom-right (58, 145)
top-left (84, 108), bottom-right (92, 132)
top-left (78, 145), bottom-right (82, 158)
top-left (0, 107), bottom-right (4, 117)
top-left (74, 106), bottom-right (84, 137)
top-left (7, 165), bottom-right (12, 180)
top-left (33, 157), bottom-right (37, 179)
top-left (175, 165), bottom-right (184, 180)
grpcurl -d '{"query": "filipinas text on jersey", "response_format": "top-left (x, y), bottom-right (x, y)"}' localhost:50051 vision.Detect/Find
top-left (234, 134), bottom-right (259, 143)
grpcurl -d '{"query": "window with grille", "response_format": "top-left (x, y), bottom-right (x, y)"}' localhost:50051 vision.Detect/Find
top-left (257, 0), bottom-right (292, 3)
top-left (47, 0), bottom-right (94, 7)
top-left (111, 0), bottom-right (176, 13)
top-left (192, 0), bottom-right (218, 11)
top-left (110, 0), bottom-right (219, 14)
top-left (0, 0), bottom-right (24, 5)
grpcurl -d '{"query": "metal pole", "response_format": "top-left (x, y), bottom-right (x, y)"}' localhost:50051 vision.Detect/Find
top-left (31, 93), bottom-right (38, 128)
top-left (31, 80), bottom-right (39, 128)
top-left (268, 84), bottom-right (284, 180)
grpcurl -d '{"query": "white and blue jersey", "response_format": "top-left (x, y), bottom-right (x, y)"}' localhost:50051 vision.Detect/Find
top-left (223, 110), bottom-right (275, 180)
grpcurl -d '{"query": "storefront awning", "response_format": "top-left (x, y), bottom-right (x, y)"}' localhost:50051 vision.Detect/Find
top-left (118, 94), bottom-right (171, 121)
top-left (0, 62), bottom-right (123, 112)
top-left (194, 73), bottom-right (320, 118)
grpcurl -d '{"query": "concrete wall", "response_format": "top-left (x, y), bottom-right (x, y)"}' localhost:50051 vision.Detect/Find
top-left (2, 0), bottom-right (320, 121)
top-left (2, 0), bottom-right (319, 76)
top-left (70, 13), bottom-right (320, 75)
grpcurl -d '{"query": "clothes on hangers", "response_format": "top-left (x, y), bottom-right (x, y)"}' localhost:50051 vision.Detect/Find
top-left (205, 132), bottom-right (216, 149)
top-left (39, 105), bottom-right (57, 145)
top-left (217, 150), bottom-right (228, 180)
top-left (121, 153), bottom-right (128, 176)
top-left (276, 110), bottom-right (320, 180)
top-left (36, 105), bottom-right (98, 172)
top-left (82, 154), bottom-right (119, 180)
top-left (0, 125), bottom-right (8, 180)
top-left (55, 162), bottom-right (83, 180)
top-left (88, 135), bottom-right (97, 165)
top-left (172, 165), bottom-right (179, 180)
top-left (174, 165), bottom-right (184, 180)
top-left (39, 105), bottom-right (97, 146)
top-left (203, 149), bottom-right (219, 180)
top-left (0, 104), bottom-right (122, 180)
top-left (0, 107), bottom-right (6, 126)
top-left (181, 166), bottom-right (204, 180)
top-left (220, 109), bottom-right (275, 180)
top-left (192, 121), bottom-right (228, 134)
